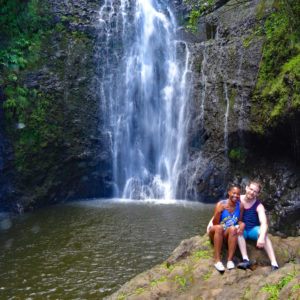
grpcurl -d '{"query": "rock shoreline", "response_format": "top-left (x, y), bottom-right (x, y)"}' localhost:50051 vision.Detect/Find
top-left (107, 234), bottom-right (300, 300)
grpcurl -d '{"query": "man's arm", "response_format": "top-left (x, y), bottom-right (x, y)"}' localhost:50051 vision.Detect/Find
top-left (237, 202), bottom-right (245, 235)
top-left (257, 204), bottom-right (268, 248)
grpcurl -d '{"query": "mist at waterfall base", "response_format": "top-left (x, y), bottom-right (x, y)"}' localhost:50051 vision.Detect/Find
top-left (0, 199), bottom-right (214, 298)
top-left (99, 0), bottom-right (191, 200)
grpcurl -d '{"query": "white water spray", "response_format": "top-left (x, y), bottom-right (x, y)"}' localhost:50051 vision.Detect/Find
top-left (98, 0), bottom-right (191, 199)
top-left (223, 82), bottom-right (230, 156)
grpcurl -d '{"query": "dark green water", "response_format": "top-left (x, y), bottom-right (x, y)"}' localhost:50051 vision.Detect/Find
top-left (0, 199), bottom-right (214, 299)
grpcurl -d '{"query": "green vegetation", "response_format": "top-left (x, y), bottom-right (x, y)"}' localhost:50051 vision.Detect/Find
top-left (0, 0), bottom-right (52, 94)
top-left (0, 0), bottom-right (95, 207)
top-left (229, 147), bottom-right (247, 164)
top-left (184, 0), bottom-right (249, 32)
top-left (243, 285), bottom-right (251, 299)
top-left (151, 276), bottom-right (167, 286)
top-left (118, 293), bottom-right (131, 300)
top-left (251, 0), bottom-right (300, 133)
top-left (133, 287), bottom-right (146, 295)
top-left (184, 0), bottom-right (217, 31)
top-left (259, 267), bottom-right (297, 299)
top-left (174, 275), bottom-right (187, 288)
top-left (185, 0), bottom-right (299, 135)
top-left (201, 270), bottom-right (212, 280)
top-left (0, 1), bottom-right (60, 184)
top-left (243, 35), bottom-right (252, 48)
top-left (193, 249), bottom-right (211, 260)
top-left (202, 240), bottom-right (211, 246)
top-left (161, 263), bottom-right (177, 273)
top-left (117, 287), bottom-right (147, 299)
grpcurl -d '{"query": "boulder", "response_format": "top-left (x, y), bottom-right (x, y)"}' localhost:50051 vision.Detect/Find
top-left (107, 234), bottom-right (300, 300)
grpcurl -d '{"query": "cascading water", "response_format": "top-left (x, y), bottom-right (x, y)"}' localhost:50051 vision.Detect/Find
top-left (199, 46), bottom-right (208, 127)
top-left (223, 82), bottom-right (230, 157)
top-left (98, 0), bottom-right (191, 199)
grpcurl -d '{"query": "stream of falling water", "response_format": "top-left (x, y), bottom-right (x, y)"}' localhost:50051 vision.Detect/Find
top-left (223, 82), bottom-right (230, 156)
top-left (98, 0), bottom-right (191, 199)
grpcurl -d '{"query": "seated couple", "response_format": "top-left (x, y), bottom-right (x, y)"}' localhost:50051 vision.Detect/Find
top-left (207, 181), bottom-right (279, 272)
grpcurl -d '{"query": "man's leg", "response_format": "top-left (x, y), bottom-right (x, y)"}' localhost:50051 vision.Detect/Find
top-left (237, 234), bottom-right (249, 260)
top-left (237, 230), bottom-right (251, 269)
top-left (264, 235), bottom-right (278, 267)
top-left (248, 226), bottom-right (278, 269)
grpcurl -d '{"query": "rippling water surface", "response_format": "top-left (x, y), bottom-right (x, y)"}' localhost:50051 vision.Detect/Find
top-left (0, 199), bottom-right (214, 299)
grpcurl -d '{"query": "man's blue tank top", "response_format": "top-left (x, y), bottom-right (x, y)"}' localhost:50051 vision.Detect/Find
top-left (219, 200), bottom-right (240, 230)
top-left (243, 200), bottom-right (261, 231)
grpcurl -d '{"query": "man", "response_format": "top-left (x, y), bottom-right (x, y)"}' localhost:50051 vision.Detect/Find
top-left (206, 181), bottom-right (279, 271)
top-left (237, 181), bottom-right (279, 271)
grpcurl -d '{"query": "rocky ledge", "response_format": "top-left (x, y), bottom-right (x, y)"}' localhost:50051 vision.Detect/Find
top-left (108, 235), bottom-right (300, 300)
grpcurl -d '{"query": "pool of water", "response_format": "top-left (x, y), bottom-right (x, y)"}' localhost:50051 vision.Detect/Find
top-left (0, 198), bottom-right (214, 299)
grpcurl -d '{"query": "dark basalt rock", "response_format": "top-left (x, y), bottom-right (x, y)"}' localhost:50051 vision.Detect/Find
top-left (170, 0), bottom-right (300, 235)
top-left (0, 0), bottom-right (114, 212)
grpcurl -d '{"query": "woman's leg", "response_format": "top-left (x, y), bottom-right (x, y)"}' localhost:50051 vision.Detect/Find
top-left (224, 226), bottom-right (238, 262)
top-left (209, 225), bottom-right (224, 262)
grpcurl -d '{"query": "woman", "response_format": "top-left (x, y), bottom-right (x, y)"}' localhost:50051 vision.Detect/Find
top-left (208, 184), bottom-right (245, 271)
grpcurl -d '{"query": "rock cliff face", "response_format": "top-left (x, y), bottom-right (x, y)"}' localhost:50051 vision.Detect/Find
top-left (0, 103), bottom-right (14, 210)
top-left (107, 234), bottom-right (300, 300)
top-left (0, 0), bottom-right (299, 234)
top-left (171, 0), bottom-right (300, 235)
top-left (0, 0), bottom-right (113, 212)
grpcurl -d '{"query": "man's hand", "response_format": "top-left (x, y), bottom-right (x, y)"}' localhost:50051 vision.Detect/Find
top-left (257, 236), bottom-right (265, 248)
top-left (237, 221), bottom-right (245, 235)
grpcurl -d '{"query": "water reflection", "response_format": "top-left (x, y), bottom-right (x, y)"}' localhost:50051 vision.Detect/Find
top-left (0, 199), bottom-right (214, 298)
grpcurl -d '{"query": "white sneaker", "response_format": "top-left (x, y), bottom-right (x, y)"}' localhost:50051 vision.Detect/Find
top-left (227, 261), bottom-right (235, 269)
top-left (214, 261), bottom-right (225, 272)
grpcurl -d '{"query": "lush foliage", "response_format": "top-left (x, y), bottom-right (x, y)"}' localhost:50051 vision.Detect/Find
top-left (0, 0), bottom-right (60, 176)
top-left (259, 267), bottom-right (297, 299)
top-left (0, 0), bottom-right (51, 122)
top-left (0, 0), bottom-right (97, 206)
top-left (251, 0), bottom-right (300, 132)
top-left (184, 0), bottom-right (249, 31)
top-left (185, 0), bottom-right (300, 135)
top-left (184, 0), bottom-right (217, 31)
top-left (0, 0), bottom-right (50, 71)
top-left (229, 147), bottom-right (247, 164)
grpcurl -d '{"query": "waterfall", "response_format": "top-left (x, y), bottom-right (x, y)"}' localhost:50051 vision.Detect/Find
top-left (200, 46), bottom-right (208, 127)
top-left (98, 0), bottom-right (190, 199)
top-left (223, 82), bottom-right (230, 156)
top-left (237, 54), bottom-right (246, 145)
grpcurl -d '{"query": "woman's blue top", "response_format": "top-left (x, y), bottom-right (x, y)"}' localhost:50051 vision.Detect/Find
top-left (219, 200), bottom-right (240, 230)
